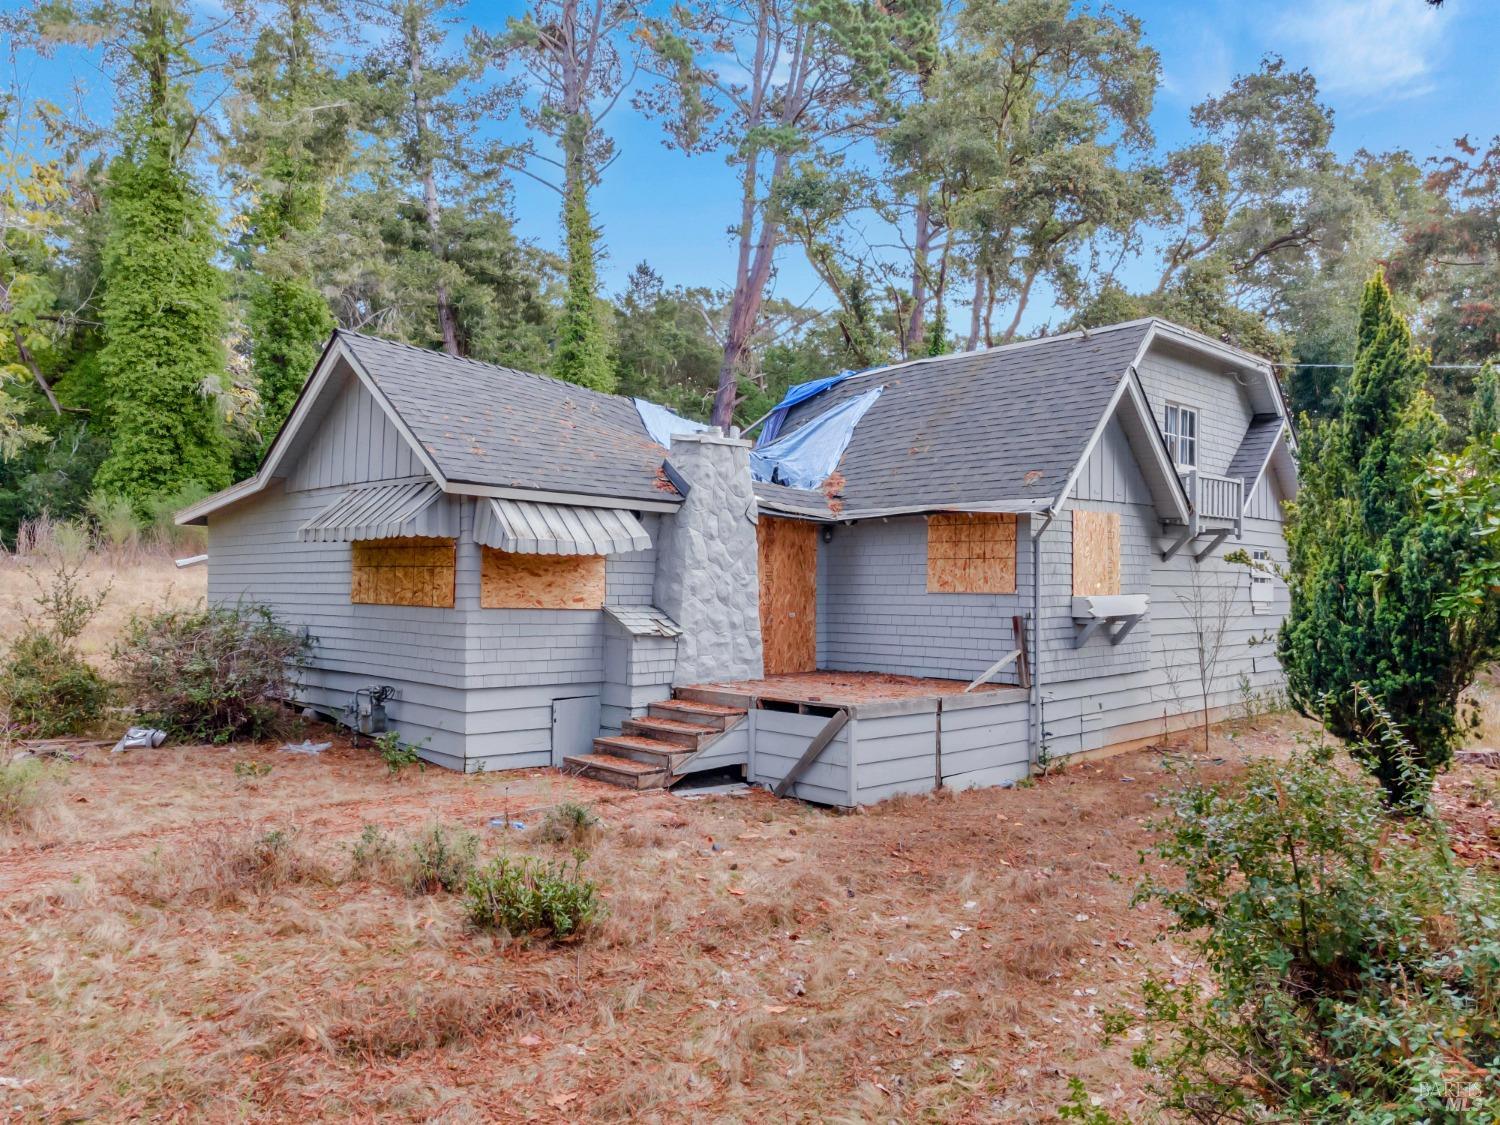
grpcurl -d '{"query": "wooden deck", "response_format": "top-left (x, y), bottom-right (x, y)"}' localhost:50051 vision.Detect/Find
top-left (683, 670), bottom-right (1013, 713)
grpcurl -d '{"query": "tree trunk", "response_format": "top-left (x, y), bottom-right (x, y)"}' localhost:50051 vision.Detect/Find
top-left (906, 190), bottom-right (931, 358)
top-left (407, 16), bottom-right (459, 356)
top-left (965, 270), bottom-right (985, 352)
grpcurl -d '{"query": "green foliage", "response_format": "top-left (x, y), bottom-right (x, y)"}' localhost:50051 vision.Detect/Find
top-left (84, 491), bottom-right (139, 551)
top-left (91, 1), bottom-right (231, 511)
top-left (464, 851), bottom-right (601, 941)
top-left (347, 822), bottom-right (399, 879)
top-left (0, 558), bottom-right (112, 738)
top-left (1279, 274), bottom-right (1499, 806)
top-left (1114, 741), bottom-right (1500, 1122)
top-left (372, 729), bottom-right (425, 777)
top-left (406, 822), bottom-right (479, 894)
top-left (232, 758), bottom-right (273, 782)
top-left (550, 183), bottom-right (614, 392)
top-left (112, 603), bottom-right (311, 743)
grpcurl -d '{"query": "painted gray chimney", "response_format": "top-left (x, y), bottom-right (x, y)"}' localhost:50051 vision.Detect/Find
top-left (653, 430), bottom-right (764, 685)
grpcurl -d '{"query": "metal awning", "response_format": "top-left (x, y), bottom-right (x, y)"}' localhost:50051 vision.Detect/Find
top-left (473, 497), bottom-right (651, 556)
top-left (298, 480), bottom-right (454, 542)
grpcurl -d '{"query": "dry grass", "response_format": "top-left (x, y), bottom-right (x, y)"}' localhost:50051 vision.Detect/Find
top-left (0, 548), bottom-right (206, 666)
top-left (0, 717), bottom-right (1309, 1123)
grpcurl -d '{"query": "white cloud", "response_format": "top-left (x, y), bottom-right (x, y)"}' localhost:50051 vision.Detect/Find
top-left (1276, 0), bottom-right (1447, 100)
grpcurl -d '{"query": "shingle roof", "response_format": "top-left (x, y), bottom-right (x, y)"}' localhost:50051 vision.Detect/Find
top-left (1226, 414), bottom-right (1285, 489)
top-left (774, 321), bottom-right (1154, 512)
top-left (336, 331), bottom-right (679, 506)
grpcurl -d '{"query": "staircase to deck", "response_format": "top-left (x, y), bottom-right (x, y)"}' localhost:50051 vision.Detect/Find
top-left (563, 695), bottom-right (748, 790)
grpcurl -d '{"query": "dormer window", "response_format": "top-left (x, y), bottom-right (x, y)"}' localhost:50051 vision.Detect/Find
top-left (1164, 403), bottom-right (1198, 467)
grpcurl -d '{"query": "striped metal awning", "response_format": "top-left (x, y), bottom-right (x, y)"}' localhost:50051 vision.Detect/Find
top-left (474, 497), bottom-right (651, 556)
top-left (298, 480), bottom-right (454, 542)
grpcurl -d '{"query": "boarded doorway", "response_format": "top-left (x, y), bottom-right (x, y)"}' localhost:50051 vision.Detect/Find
top-left (757, 517), bottom-right (817, 675)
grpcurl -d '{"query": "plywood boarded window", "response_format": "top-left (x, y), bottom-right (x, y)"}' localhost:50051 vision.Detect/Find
top-left (757, 517), bottom-right (818, 675)
top-left (351, 537), bottom-right (456, 608)
top-left (926, 513), bottom-right (1017, 594)
top-left (1071, 510), bottom-right (1121, 596)
top-left (480, 549), bottom-right (606, 610)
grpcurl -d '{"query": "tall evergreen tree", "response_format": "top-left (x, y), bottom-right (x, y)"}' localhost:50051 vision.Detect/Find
top-left (1280, 273), bottom-right (1498, 806)
top-left (88, 0), bottom-right (232, 509)
top-left (225, 0), bottom-right (351, 450)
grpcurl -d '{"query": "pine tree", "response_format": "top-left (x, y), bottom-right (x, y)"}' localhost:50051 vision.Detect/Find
top-left (92, 1), bottom-right (231, 510)
top-left (227, 0), bottom-right (350, 450)
top-left (1279, 273), bottom-right (1495, 806)
top-left (552, 182), bottom-right (613, 391)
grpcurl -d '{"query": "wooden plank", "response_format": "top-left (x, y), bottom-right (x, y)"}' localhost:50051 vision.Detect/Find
top-left (773, 709), bottom-right (850, 798)
top-left (1072, 510), bottom-right (1121, 596)
top-left (480, 549), bottom-right (606, 609)
top-left (757, 517), bottom-right (818, 675)
top-left (350, 536), bottom-right (456, 608)
top-left (925, 512), bottom-right (1017, 593)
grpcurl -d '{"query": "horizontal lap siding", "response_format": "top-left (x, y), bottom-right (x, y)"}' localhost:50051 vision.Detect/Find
top-left (818, 516), bottom-right (1029, 682)
top-left (852, 709), bottom-right (937, 804)
top-left (690, 724), bottom-right (750, 773)
top-left (749, 709), bottom-right (850, 806)
top-left (939, 696), bottom-right (1030, 790)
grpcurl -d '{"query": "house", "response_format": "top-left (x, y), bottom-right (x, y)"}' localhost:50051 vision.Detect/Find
top-left (179, 317), bottom-right (1296, 804)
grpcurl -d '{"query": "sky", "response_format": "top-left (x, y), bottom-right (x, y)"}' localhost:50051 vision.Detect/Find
top-left (6, 0), bottom-right (1499, 334)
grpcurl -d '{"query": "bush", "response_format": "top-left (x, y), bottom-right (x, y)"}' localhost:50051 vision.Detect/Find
top-left (0, 559), bottom-right (112, 737)
top-left (1108, 740), bottom-right (1500, 1122)
top-left (406, 823), bottom-right (479, 895)
top-left (372, 730), bottom-right (424, 777)
top-left (464, 852), bottom-right (601, 941)
top-left (84, 492), bottom-right (140, 553)
top-left (113, 602), bottom-right (311, 743)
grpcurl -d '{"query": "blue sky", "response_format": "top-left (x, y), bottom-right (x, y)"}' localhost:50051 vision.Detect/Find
top-left (7, 0), bottom-right (1498, 333)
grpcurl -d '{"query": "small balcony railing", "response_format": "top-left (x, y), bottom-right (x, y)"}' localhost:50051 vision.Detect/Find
top-left (1182, 468), bottom-right (1243, 537)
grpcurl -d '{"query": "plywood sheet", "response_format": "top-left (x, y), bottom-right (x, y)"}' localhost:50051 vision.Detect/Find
top-left (1071, 509), bottom-right (1121, 596)
top-left (757, 517), bottom-right (817, 675)
top-left (926, 512), bottom-right (1017, 594)
top-left (350, 536), bottom-right (456, 608)
top-left (481, 549), bottom-right (606, 610)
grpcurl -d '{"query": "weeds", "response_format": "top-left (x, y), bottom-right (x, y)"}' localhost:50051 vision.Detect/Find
top-left (348, 823), bottom-right (401, 881)
top-left (121, 827), bottom-right (330, 907)
top-left (0, 558), bottom-right (113, 738)
top-left (232, 759), bottom-right (272, 783)
top-left (0, 756), bottom-right (63, 830)
top-left (406, 823), bottom-right (479, 895)
top-left (373, 730), bottom-right (425, 777)
top-left (534, 801), bottom-right (599, 846)
top-left (464, 852), bottom-right (601, 941)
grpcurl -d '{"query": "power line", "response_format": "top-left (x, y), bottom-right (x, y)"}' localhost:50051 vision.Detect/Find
top-left (1269, 362), bottom-right (1490, 370)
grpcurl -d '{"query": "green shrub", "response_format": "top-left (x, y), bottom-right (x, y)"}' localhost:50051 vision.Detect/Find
top-left (232, 759), bottom-right (272, 783)
top-left (112, 602), bottom-right (311, 743)
top-left (84, 492), bottom-right (140, 553)
top-left (347, 823), bottom-right (400, 881)
top-left (372, 730), bottom-right (425, 777)
top-left (1108, 739), bottom-right (1500, 1122)
top-left (406, 823), bottom-right (479, 895)
top-left (464, 852), bottom-right (601, 941)
top-left (0, 757), bottom-right (64, 830)
top-left (0, 559), bottom-right (112, 737)
top-left (143, 482), bottom-right (209, 553)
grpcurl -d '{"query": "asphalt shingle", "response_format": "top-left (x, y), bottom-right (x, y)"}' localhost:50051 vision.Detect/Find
top-left (1226, 414), bottom-right (1285, 490)
top-left (336, 331), bottom-right (679, 505)
top-left (774, 321), bottom-right (1154, 512)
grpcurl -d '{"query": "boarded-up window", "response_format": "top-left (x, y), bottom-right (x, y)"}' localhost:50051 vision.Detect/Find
top-left (480, 549), bottom-right (606, 610)
top-left (1071, 510), bottom-right (1121, 596)
top-left (351, 537), bottom-right (456, 608)
top-left (926, 513), bottom-right (1017, 594)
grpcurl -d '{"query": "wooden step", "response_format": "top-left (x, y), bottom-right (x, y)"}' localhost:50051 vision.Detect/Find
top-left (622, 715), bottom-right (721, 749)
top-left (592, 734), bottom-right (695, 771)
top-left (648, 699), bottom-right (746, 730)
top-left (563, 752), bottom-right (668, 790)
top-left (672, 686), bottom-right (755, 710)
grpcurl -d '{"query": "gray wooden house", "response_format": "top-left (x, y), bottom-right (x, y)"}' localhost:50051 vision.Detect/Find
top-left (180, 317), bottom-right (1296, 804)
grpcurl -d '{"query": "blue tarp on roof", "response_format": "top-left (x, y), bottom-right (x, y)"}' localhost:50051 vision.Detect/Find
top-left (749, 387), bottom-right (883, 490)
top-left (756, 371), bottom-right (858, 445)
top-left (633, 398), bottom-right (712, 448)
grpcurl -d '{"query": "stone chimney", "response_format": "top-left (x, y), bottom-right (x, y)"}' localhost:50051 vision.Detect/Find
top-left (653, 431), bottom-right (764, 685)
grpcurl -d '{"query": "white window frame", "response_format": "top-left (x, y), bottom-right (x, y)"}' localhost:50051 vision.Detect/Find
top-left (1163, 402), bottom-right (1198, 468)
top-left (1250, 547), bottom-right (1273, 612)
